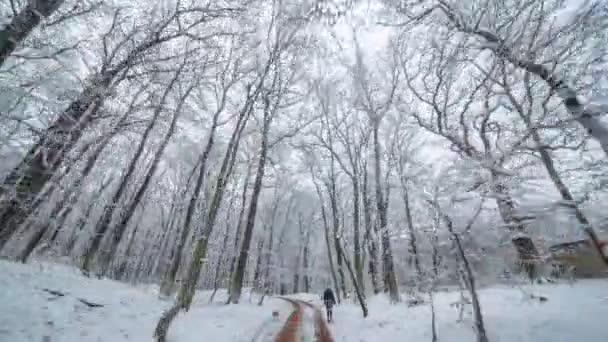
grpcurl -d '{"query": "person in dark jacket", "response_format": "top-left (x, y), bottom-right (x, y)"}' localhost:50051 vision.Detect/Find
top-left (322, 287), bottom-right (336, 322)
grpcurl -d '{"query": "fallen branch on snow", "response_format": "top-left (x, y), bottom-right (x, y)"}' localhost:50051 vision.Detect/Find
top-left (40, 288), bottom-right (104, 307)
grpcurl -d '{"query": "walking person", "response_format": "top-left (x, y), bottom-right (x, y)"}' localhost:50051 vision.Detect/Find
top-left (322, 287), bottom-right (336, 323)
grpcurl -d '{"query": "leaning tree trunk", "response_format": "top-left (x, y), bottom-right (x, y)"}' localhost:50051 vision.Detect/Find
top-left (0, 93), bottom-right (105, 250)
top-left (337, 236), bottom-right (368, 318)
top-left (492, 178), bottom-right (540, 280)
top-left (464, 105), bottom-right (541, 281)
top-left (159, 94), bottom-right (227, 296)
top-left (24, 137), bottom-right (95, 226)
top-left (19, 109), bottom-right (135, 262)
top-left (372, 122), bottom-right (399, 302)
top-left (45, 86), bottom-right (150, 252)
top-left (154, 87), bottom-right (254, 342)
top-left (447, 16), bottom-right (608, 155)
top-left (313, 175), bottom-right (341, 303)
top-left (440, 212), bottom-right (489, 342)
top-left (16, 141), bottom-right (94, 261)
top-left (523, 113), bottom-right (608, 266)
top-left (0, 15), bottom-right (197, 249)
top-left (229, 108), bottom-right (272, 304)
top-left (0, 0), bottom-right (65, 67)
top-left (81, 68), bottom-right (183, 274)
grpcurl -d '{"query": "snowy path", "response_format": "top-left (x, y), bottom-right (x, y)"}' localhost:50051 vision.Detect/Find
top-left (275, 297), bottom-right (334, 342)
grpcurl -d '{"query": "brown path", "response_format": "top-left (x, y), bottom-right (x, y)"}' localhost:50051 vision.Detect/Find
top-left (273, 299), bottom-right (302, 342)
top-left (299, 300), bottom-right (334, 342)
top-left (275, 298), bottom-right (334, 342)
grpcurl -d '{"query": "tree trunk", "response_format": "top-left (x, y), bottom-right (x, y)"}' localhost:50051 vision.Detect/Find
top-left (372, 123), bottom-right (399, 302)
top-left (252, 236), bottom-right (265, 291)
top-left (492, 178), bottom-right (539, 280)
top-left (292, 214), bottom-right (304, 294)
top-left (362, 169), bottom-right (380, 294)
top-left (0, 0), bottom-right (65, 67)
top-left (337, 236), bottom-right (368, 317)
top-left (16, 141), bottom-right (97, 261)
top-left (229, 108), bottom-right (271, 304)
top-left (328, 184), bottom-right (348, 298)
top-left (225, 164), bottom-right (251, 299)
top-left (115, 202), bottom-right (148, 281)
top-left (154, 187), bottom-right (185, 280)
top-left (351, 177), bottom-right (364, 293)
top-left (303, 230), bottom-right (310, 293)
top-left (524, 114), bottom-right (608, 266)
top-left (262, 196), bottom-right (291, 296)
top-left (0, 95), bottom-right (105, 250)
top-left (64, 177), bottom-right (114, 254)
top-left (441, 213), bottom-right (489, 342)
top-left (209, 199), bottom-right (234, 303)
top-left (292, 260), bottom-right (300, 294)
top-left (316, 185), bottom-right (341, 303)
top-left (400, 177), bottom-right (422, 281)
top-left (159, 91), bottom-right (227, 295)
top-left (25, 137), bottom-right (95, 227)
top-left (48, 90), bottom-right (148, 250)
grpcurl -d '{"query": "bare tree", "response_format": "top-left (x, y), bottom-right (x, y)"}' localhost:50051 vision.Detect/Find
top-left (389, 125), bottom-right (423, 282)
top-left (103, 77), bottom-right (200, 276)
top-left (0, 3), bottom-right (240, 249)
top-left (395, 0), bottom-right (608, 154)
top-left (160, 52), bottom-right (242, 295)
top-left (350, 31), bottom-right (400, 301)
top-left (427, 195), bottom-right (489, 342)
top-left (228, 13), bottom-right (305, 303)
top-left (397, 31), bottom-right (542, 279)
top-left (154, 36), bottom-right (277, 339)
top-left (81, 61), bottom-right (188, 274)
top-left (497, 64), bottom-right (608, 266)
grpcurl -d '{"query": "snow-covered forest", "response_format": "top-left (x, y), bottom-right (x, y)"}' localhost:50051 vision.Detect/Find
top-left (1, 0), bottom-right (607, 341)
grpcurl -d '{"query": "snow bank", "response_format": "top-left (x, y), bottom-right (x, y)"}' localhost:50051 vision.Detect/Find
top-left (1, 259), bottom-right (607, 341)
top-left (331, 282), bottom-right (608, 342)
top-left (0, 260), bottom-right (288, 342)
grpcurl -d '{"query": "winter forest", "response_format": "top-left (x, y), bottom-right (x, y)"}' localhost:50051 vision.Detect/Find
top-left (1, 0), bottom-right (608, 341)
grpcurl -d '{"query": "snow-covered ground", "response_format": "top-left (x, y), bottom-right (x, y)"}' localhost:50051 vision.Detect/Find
top-left (0, 260), bottom-right (290, 342)
top-left (1, 259), bottom-right (607, 341)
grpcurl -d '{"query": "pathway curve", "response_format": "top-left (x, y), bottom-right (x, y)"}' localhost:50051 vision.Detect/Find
top-left (273, 297), bottom-right (334, 342)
